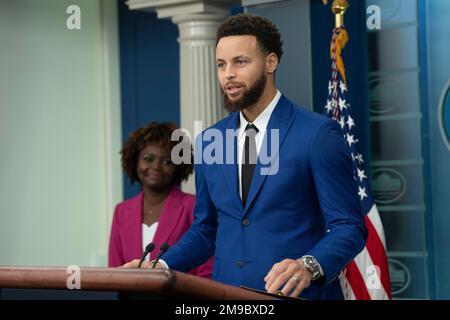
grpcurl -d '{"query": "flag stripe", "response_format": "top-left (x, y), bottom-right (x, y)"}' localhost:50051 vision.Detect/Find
top-left (365, 214), bottom-right (392, 298)
top-left (345, 260), bottom-right (371, 300)
top-left (340, 271), bottom-right (356, 299)
top-left (367, 204), bottom-right (387, 249)
top-left (354, 246), bottom-right (389, 300)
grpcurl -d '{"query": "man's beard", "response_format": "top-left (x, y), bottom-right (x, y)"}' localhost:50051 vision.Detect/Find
top-left (222, 72), bottom-right (267, 112)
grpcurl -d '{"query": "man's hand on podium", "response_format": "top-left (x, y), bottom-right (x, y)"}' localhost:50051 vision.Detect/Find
top-left (264, 258), bottom-right (313, 297)
top-left (119, 259), bottom-right (164, 269)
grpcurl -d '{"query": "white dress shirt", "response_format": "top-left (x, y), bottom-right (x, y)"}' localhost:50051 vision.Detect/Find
top-left (237, 90), bottom-right (281, 200)
top-left (142, 222), bottom-right (158, 261)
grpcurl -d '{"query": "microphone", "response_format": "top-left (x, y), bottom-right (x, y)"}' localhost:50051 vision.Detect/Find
top-left (151, 243), bottom-right (170, 269)
top-left (138, 242), bottom-right (155, 268)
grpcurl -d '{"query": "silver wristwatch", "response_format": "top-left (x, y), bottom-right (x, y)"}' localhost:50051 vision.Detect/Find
top-left (299, 255), bottom-right (322, 281)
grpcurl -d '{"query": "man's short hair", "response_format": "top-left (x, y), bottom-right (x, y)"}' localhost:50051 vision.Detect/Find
top-left (216, 13), bottom-right (283, 62)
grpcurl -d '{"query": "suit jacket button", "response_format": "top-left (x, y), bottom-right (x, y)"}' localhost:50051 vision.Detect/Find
top-left (236, 261), bottom-right (243, 268)
top-left (242, 218), bottom-right (250, 226)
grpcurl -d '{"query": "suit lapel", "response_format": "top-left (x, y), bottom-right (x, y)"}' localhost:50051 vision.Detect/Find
top-left (244, 96), bottom-right (294, 214)
top-left (151, 185), bottom-right (183, 258)
top-left (220, 112), bottom-right (244, 211)
top-left (124, 191), bottom-right (144, 257)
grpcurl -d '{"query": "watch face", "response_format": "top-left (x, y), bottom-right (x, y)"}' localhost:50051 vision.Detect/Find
top-left (306, 257), bottom-right (317, 268)
top-left (303, 257), bottom-right (320, 279)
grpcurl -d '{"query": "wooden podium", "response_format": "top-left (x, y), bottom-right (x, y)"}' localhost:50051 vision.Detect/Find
top-left (0, 267), bottom-right (275, 300)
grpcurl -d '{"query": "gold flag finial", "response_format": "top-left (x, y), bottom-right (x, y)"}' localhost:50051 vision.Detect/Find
top-left (323, 0), bottom-right (349, 28)
top-left (324, 0), bottom-right (350, 83)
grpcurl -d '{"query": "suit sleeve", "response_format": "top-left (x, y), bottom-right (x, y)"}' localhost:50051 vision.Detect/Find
top-left (306, 120), bottom-right (368, 283)
top-left (108, 204), bottom-right (125, 267)
top-left (162, 158), bottom-right (218, 272)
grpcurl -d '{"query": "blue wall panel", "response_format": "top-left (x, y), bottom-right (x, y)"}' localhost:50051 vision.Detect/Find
top-left (421, 0), bottom-right (450, 299)
top-left (118, 0), bottom-right (180, 199)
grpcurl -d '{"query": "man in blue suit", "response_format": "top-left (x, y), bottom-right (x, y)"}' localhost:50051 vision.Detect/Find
top-left (124, 13), bottom-right (367, 300)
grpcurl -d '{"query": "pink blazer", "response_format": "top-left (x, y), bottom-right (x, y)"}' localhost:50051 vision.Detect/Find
top-left (108, 185), bottom-right (213, 278)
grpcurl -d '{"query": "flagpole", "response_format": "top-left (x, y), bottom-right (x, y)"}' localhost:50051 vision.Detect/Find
top-left (332, 0), bottom-right (348, 28)
top-left (322, 0), bottom-right (349, 28)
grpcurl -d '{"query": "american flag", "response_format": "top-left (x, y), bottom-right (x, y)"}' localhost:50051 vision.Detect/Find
top-left (324, 27), bottom-right (392, 300)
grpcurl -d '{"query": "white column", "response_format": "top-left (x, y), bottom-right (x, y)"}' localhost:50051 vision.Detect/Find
top-left (175, 15), bottom-right (228, 135)
top-left (127, 0), bottom-right (238, 193)
top-left (175, 13), bottom-right (229, 193)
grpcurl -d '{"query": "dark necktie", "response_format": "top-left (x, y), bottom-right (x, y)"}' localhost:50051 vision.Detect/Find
top-left (242, 123), bottom-right (259, 206)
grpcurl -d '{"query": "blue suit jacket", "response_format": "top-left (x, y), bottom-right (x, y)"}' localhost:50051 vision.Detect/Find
top-left (163, 95), bottom-right (367, 299)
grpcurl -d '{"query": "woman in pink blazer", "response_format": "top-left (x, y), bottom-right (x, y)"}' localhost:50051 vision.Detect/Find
top-left (108, 122), bottom-right (212, 278)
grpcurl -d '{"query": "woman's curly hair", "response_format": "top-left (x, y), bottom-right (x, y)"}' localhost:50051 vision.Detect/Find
top-left (120, 122), bottom-right (193, 185)
top-left (216, 13), bottom-right (283, 62)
